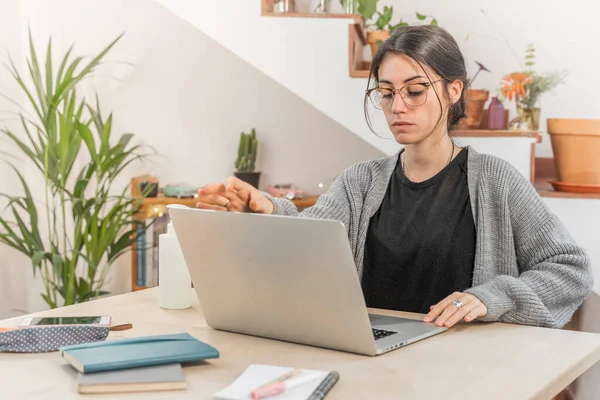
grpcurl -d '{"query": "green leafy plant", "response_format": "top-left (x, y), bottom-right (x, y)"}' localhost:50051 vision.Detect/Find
top-left (234, 128), bottom-right (258, 172)
top-left (523, 70), bottom-right (568, 109)
top-left (500, 44), bottom-right (568, 109)
top-left (357, 0), bottom-right (437, 31)
top-left (524, 44), bottom-right (535, 73)
top-left (357, 0), bottom-right (377, 22)
top-left (414, 12), bottom-right (438, 27)
top-left (373, 6), bottom-right (393, 30)
top-left (0, 30), bottom-right (154, 308)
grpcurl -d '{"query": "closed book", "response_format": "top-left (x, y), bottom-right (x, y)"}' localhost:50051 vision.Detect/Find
top-left (61, 333), bottom-right (219, 373)
top-left (77, 363), bottom-right (186, 394)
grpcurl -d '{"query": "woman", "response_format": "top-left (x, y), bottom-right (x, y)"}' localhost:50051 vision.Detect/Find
top-left (195, 25), bottom-right (593, 330)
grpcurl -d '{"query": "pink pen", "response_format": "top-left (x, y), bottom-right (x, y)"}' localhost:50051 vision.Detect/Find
top-left (251, 373), bottom-right (322, 400)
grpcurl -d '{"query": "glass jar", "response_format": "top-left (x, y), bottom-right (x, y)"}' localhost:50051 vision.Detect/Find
top-left (509, 106), bottom-right (541, 131)
top-left (274, 0), bottom-right (296, 13)
top-left (341, 0), bottom-right (358, 13)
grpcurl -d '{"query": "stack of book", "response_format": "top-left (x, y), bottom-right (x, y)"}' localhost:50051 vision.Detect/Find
top-left (60, 333), bottom-right (219, 394)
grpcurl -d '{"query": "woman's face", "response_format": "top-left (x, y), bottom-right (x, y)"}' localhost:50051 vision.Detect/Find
top-left (375, 53), bottom-right (462, 145)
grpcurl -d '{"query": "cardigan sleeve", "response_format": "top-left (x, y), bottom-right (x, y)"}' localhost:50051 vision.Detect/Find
top-left (264, 163), bottom-right (366, 229)
top-left (466, 163), bottom-right (593, 328)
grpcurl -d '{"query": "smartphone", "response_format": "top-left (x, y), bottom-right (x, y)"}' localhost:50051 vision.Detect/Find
top-left (19, 316), bottom-right (111, 328)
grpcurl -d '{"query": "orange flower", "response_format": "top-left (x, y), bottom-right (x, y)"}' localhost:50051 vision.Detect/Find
top-left (501, 72), bottom-right (533, 101)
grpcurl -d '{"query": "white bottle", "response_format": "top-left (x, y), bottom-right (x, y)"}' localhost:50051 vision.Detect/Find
top-left (158, 221), bottom-right (191, 309)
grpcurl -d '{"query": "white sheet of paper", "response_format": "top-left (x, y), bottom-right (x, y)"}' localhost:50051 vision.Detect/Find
top-left (213, 364), bottom-right (329, 400)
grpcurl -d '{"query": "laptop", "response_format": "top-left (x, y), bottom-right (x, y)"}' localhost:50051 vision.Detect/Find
top-left (168, 205), bottom-right (447, 356)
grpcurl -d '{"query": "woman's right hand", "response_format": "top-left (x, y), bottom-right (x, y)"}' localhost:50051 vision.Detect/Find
top-left (195, 176), bottom-right (274, 214)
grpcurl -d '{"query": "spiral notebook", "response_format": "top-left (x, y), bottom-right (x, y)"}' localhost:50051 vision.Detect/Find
top-left (213, 364), bottom-right (339, 400)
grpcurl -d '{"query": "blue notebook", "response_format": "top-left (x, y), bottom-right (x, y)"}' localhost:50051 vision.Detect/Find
top-left (61, 333), bottom-right (219, 373)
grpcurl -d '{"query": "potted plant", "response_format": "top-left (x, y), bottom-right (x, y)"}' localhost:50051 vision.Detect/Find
top-left (359, 0), bottom-right (437, 55)
top-left (0, 31), bottom-right (154, 308)
top-left (500, 44), bottom-right (567, 131)
top-left (546, 119), bottom-right (600, 191)
top-left (457, 61), bottom-right (492, 129)
top-left (362, 1), bottom-right (392, 56)
top-left (234, 128), bottom-right (261, 188)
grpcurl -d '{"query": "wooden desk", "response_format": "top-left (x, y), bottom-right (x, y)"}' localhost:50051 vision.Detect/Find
top-left (2, 288), bottom-right (600, 399)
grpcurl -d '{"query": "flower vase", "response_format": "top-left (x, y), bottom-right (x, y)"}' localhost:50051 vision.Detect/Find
top-left (510, 106), bottom-right (541, 131)
top-left (487, 96), bottom-right (505, 130)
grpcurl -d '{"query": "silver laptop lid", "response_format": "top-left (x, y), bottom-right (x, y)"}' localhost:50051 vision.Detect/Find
top-left (168, 206), bottom-right (377, 355)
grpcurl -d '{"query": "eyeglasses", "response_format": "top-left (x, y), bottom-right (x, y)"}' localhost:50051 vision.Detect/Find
top-left (366, 80), bottom-right (442, 110)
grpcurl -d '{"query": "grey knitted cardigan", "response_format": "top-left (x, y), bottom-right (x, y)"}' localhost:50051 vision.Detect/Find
top-left (268, 147), bottom-right (593, 329)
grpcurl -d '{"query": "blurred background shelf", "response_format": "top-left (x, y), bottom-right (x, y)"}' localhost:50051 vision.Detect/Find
top-left (131, 181), bottom-right (320, 292)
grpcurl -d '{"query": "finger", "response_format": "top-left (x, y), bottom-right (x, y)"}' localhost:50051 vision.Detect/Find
top-left (221, 192), bottom-right (249, 212)
top-left (435, 296), bottom-right (473, 327)
top-left (226, 176), bottom-right (251, 198)
top-left (200, 183), bottom-right (226, 195)
top-left (249, 191), bottom-right (274, 214)
top-left (444, 301), bottom-right (480, 328)
top-left (195, 202), bottom-right (227, 212)
top-left (196, 193), bottom-right (230, 207)
top-left (464, 304), bottom-right (487, 322)
top-left (434, 305), bottom-right (458, 327)
top-left (424, 292), bottom-right (461, 322)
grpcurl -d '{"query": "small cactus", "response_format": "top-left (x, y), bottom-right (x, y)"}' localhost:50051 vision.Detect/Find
top-left (234, 128), bottom-right (258, 172)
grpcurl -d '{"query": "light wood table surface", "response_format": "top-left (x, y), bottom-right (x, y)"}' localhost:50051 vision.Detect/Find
top-left (2, 288), bottom-right (600, 399)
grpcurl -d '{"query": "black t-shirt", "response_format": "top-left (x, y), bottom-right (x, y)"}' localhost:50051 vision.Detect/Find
top-left (361, 147), bottom-right (476, 314)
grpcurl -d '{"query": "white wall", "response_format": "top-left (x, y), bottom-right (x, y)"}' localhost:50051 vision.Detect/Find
top-left (0, 0), bottom-right (383, 318)
top-left (157, 0), bottom-right (398, 156)
top-left (0, 0), bottom-right (30, 319)
top-left (544, 198), bottom-right (600, 294)
top-left (454, 137), bottom-right (536, 181)
top-left (159, 0), bottom-right (600, 158)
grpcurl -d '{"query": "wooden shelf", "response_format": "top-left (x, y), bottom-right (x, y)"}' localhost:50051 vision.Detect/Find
top-left (261, 0), bottom-right (360, 21)
top-left (262, 11), bottom-right (361, 21)
top-left (140, 195), bottom-right (198, 208)
top-left (260, 1), bottom-right (368, 79)
top-left (131, 194), bottom-right (200, 293)
top-left (349, 24), bottom-right (370, 79)
top-left (453, 129), bottom-right (543, 143)
top-left (536, 188), bottom-right (600, 200)
top-left (350, 67), bottom-right (370, 78)
top-left (291, 195), bottom-right (319, 209)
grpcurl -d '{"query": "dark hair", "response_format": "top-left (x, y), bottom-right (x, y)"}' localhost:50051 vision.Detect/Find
top-left (364, 25), bottom-right (468, 134)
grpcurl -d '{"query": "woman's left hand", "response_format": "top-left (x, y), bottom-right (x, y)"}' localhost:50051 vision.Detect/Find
top-left (423, 292), bottom-right (488, 328)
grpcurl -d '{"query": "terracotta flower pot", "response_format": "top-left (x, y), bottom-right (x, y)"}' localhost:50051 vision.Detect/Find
top-left (547, 119), bottom-right (600, 188)
top-left (457, 89), bottom-right (489, 129)
top-left (367, 30), bottom-right (390, 56)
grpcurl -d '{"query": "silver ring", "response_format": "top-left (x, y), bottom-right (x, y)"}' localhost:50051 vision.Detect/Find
top-left (453, 300), bottom-right (464, 310)
top-left (223, 199), bottom-right (230, 208)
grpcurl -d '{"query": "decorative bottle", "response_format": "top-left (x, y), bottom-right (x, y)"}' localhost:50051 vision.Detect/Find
top-left (487, 96), bottom-right (505, 130)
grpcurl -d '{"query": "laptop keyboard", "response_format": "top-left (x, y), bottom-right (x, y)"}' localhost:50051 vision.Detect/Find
top-left (372, 328), bottom-right (397, 340)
